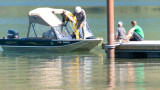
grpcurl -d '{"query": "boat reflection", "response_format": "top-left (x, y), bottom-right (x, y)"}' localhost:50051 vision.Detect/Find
top-left (0, 52), bottom-right (105, 90)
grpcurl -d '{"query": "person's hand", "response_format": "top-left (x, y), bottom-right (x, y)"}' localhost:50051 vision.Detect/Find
top-left (126, 35), bottom-right (130, 39)
top-left (80, 23), bottom-right (83, 28)
top-left (63, 10), bottom-right (66, 13)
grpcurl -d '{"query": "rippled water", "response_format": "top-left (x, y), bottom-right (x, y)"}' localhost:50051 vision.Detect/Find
top-left (0, 0), bottom-right (160, 90)
top-left (1, 52), bottom-right (160, 90)
top-left (0, 52), bottom-right (106, 90)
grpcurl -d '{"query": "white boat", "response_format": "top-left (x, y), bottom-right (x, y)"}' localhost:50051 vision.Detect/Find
top-left (0, 7), bottom-right (103, 52)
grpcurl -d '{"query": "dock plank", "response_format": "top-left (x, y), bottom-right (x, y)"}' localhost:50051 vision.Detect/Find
top-left (116, 41), bottom-right (160, 50)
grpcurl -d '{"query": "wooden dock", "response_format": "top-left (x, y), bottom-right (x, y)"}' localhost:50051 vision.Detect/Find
top-left (102, 41), bottom-right (160, 58)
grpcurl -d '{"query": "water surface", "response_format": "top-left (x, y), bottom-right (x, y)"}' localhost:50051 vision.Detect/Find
top-left (0, 0), bottom-right (160, 90)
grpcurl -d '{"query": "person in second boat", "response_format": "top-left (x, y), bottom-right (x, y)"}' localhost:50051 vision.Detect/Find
top-left (126, 20), bottom-right (144, 41)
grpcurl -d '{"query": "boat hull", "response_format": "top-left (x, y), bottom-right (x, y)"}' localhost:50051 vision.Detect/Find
top-left (0, 38), bottom-right (103, 52)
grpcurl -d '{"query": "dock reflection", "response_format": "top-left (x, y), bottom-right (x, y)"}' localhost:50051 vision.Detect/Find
top-left (107, 58), bottom-right (145, 89)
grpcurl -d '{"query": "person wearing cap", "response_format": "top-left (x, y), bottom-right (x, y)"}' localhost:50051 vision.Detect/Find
top-left (126, 20), bottom-right (144, 41)
top-left (115, 21), bottom-right (126, 42)
top-left (73, 6), bottom-right (87, 39)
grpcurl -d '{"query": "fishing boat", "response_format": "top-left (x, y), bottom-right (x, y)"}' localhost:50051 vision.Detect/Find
top-left (0, 7), bottom-right (103, 52)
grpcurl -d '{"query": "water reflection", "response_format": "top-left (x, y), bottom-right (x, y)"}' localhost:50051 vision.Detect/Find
top-left (107, 58), bottom-right (115, 89)
top-left (0, 52), bottom-right (105, 90)
top-left (29, 56), bottom-right (63, 89)
top-left (1, 51), bottom-right (160, 89)
top-left (107, 58), bottom-right (146, 89)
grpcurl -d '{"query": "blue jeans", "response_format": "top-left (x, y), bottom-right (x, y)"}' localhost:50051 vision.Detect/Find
top-left (79, 28), bottom-right (83, 38)
top-left (130, 32), bottom-right (143, 41)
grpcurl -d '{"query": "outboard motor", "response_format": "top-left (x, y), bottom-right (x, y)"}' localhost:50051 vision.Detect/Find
top-left (7, 30), bottom-right (19, 39)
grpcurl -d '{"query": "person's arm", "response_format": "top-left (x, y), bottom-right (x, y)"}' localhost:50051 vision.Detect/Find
top-left (82, 9), bottom-right (86, 23)
top-left (126, 28), bottom-right (135, 39)
top-left (80, 9), bottom-right (86, 28)
top-left (115, 36), bottom-right (118, 39)
top-left (73, 10), bottom-right (76, 16)
top-left (124, 28), bottom-right (126, 34)
top-left (115, 29), bottom-right (119, 39)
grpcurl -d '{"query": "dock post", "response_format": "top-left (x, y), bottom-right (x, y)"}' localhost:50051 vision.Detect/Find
top-left (107, 0), bottom-right (115, 58)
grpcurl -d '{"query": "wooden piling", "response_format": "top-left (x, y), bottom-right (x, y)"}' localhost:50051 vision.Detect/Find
top-left (107, 0), bottom-right (115, 58)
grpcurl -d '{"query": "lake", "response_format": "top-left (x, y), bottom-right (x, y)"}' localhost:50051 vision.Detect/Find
top-left (0, 0), bottom-right (160, 90)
